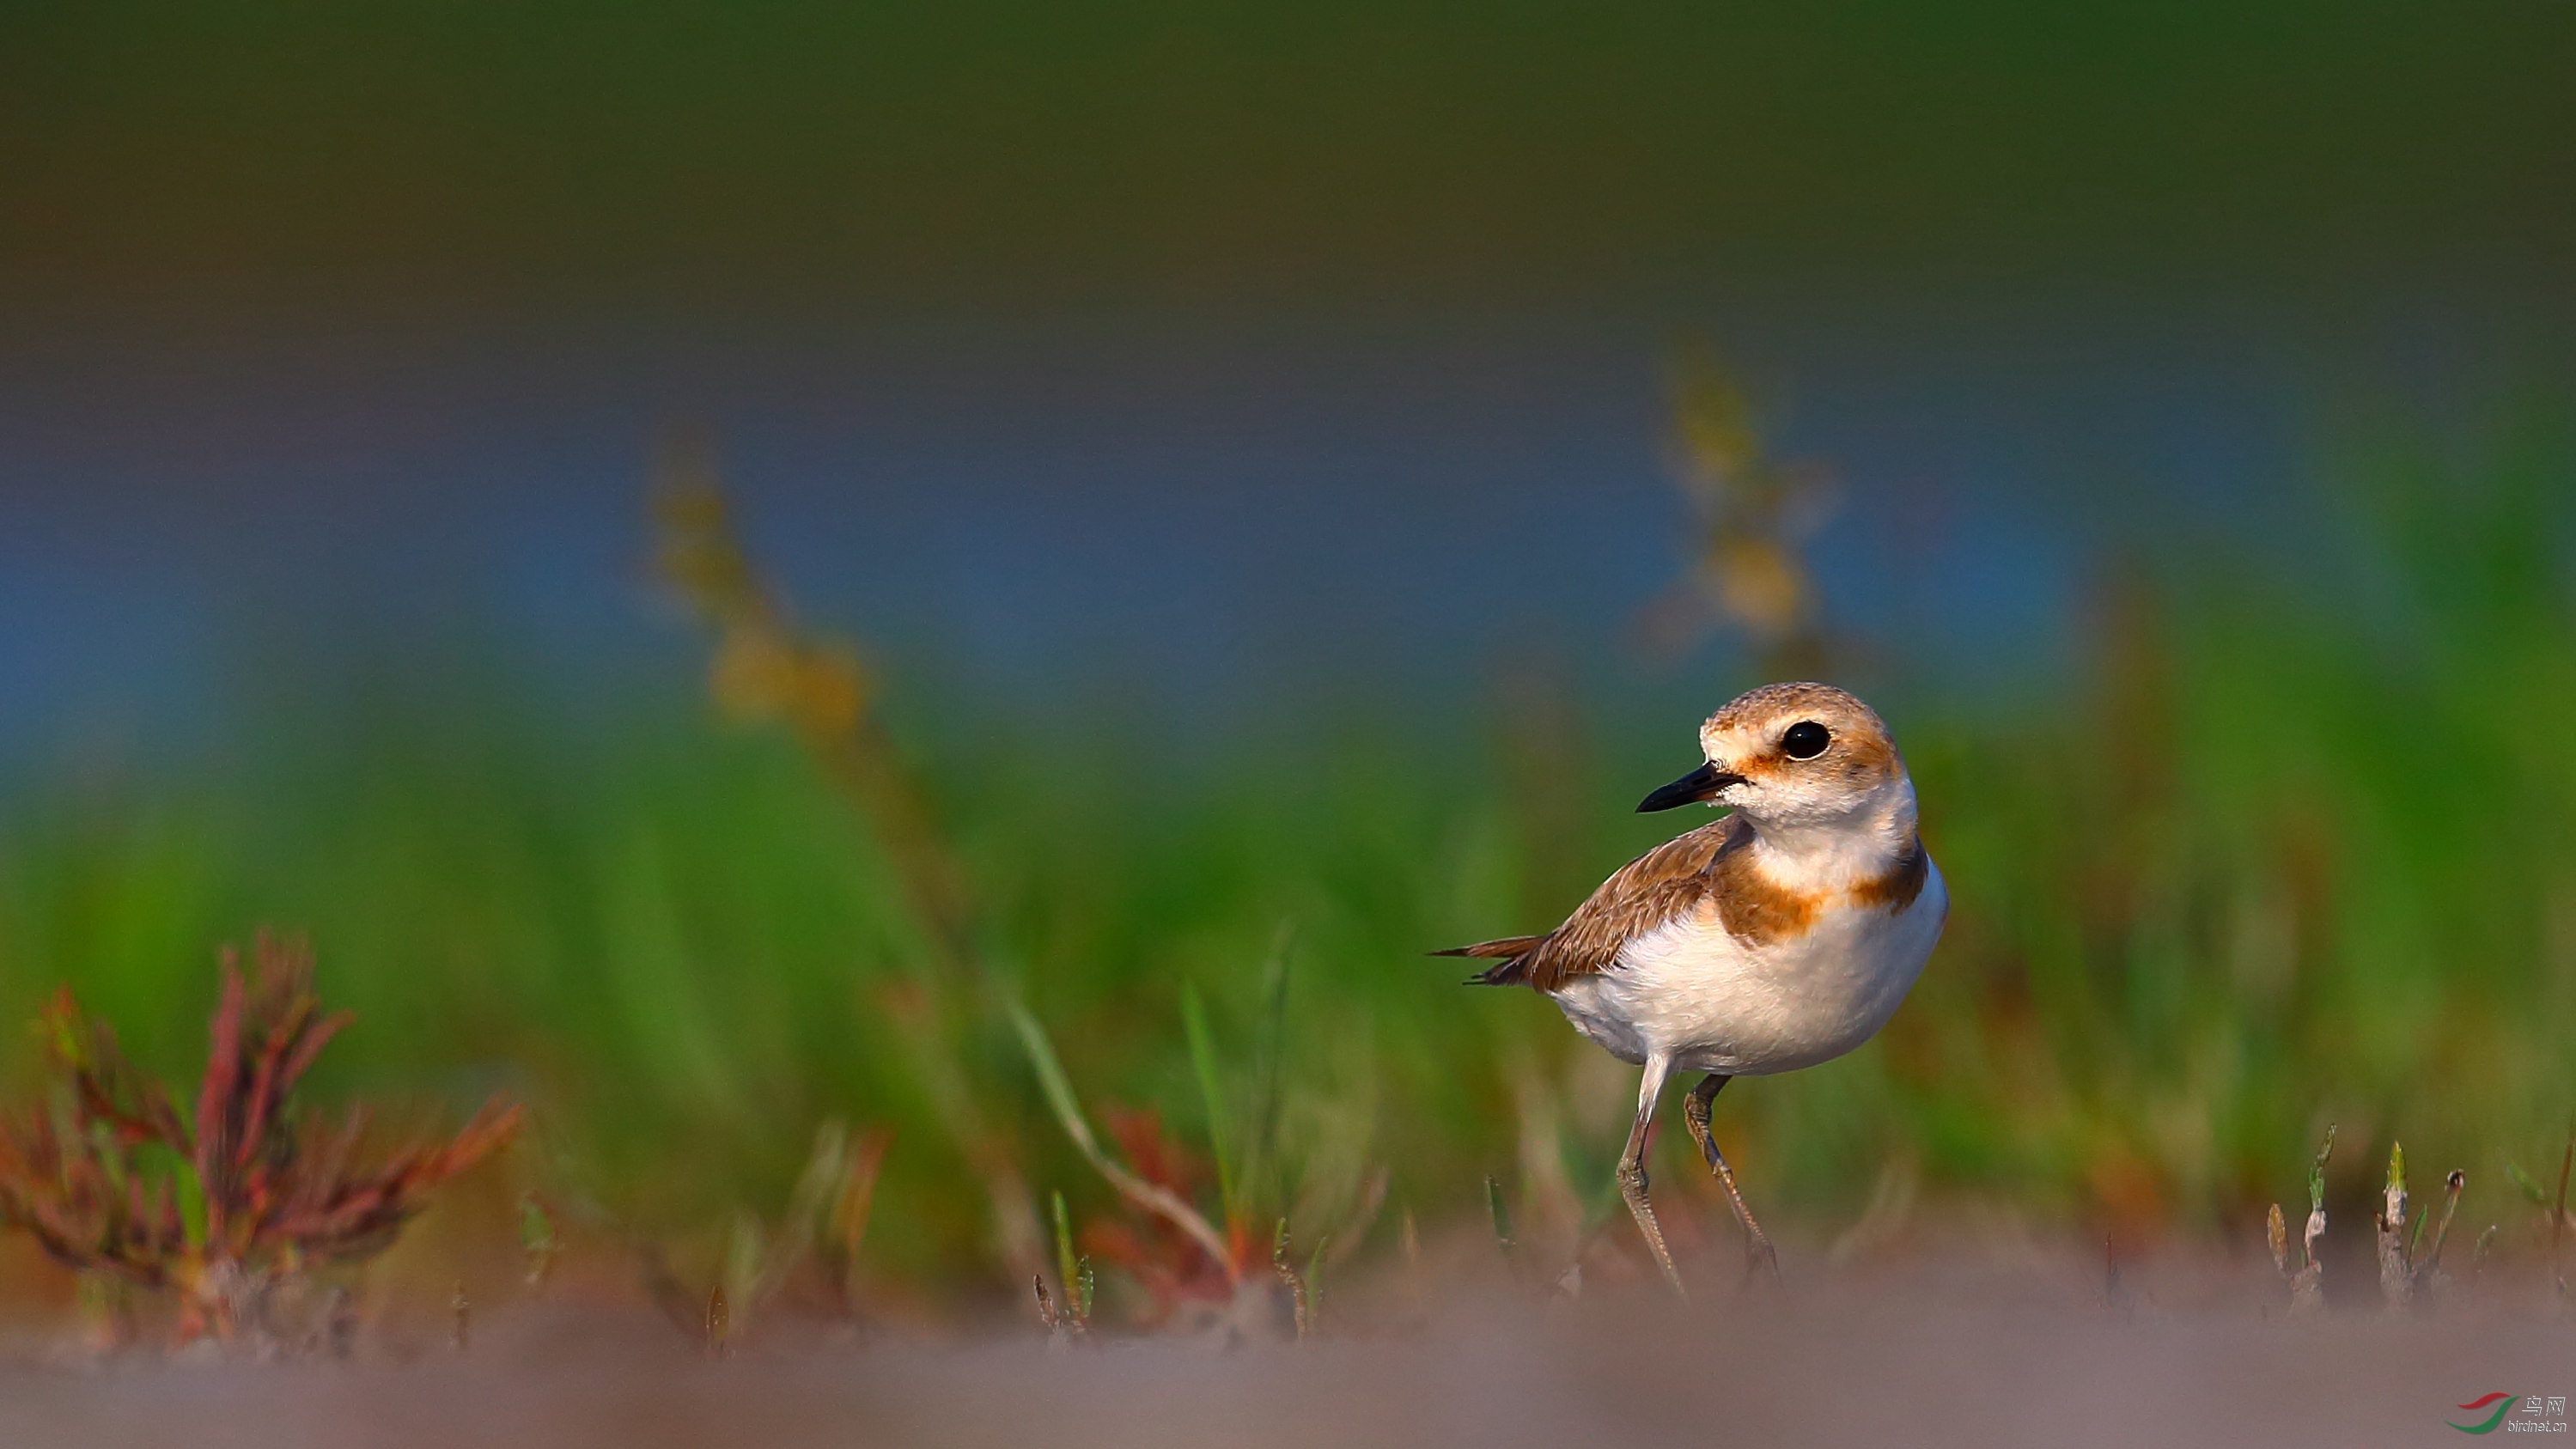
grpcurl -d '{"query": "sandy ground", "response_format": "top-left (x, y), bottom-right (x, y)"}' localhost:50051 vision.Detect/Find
top-left (3, 1251), bottom-right (2571, 1449)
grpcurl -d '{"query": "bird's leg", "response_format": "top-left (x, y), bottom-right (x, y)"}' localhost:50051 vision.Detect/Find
top-left (1616, 1053), bottom-right (1686, 1299)
top-left (1684, 1073), bottom-right (1781, 1286)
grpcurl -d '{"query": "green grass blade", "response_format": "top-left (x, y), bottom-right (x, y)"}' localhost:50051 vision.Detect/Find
top-left (1050, 1190), bottom-right (1081, 1321)
top-left (1005, 994), bottom-right (1102, 1160)
top-left (1302, 1232), bottom-right (1329, 1324)
top-left (173, 1158), bottom-right (207, 1254)
top-left (1248, 921), bottom-right (1294, 1207)
top-left (1180, 981), bottom-right (1240, 1228)
top-left (2506, 1159), bottom-right (2550, 1206)
top-left (2308, 1125), bottom-right (2336, 1214)
top-left (1485, 1174), bottom-right (1516, 1263)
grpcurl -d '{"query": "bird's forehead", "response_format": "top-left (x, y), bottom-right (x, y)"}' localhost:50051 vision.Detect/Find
top-left (1702, 681), bottom-right (1886, 744)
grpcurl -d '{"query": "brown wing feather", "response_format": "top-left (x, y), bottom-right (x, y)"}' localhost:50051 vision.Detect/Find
top-left (1431, 935), bottom-right (1547, 959)
top-left (1446, 813), bottom-right (1905, 993)
top-left (1434, 933), bottom-right (1553, 987)
top-left (1451, 817), bottom-right (1740, 992)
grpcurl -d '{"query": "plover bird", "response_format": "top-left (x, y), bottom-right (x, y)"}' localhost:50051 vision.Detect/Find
top-left (1441, 682), bottom-right (1946, 1293)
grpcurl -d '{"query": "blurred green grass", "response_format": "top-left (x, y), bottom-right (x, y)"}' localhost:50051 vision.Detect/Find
top-left (1, 410), bottom-right (2571, 1303)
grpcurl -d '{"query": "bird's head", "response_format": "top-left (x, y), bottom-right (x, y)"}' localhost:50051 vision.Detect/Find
top-left (1637, 681), bottom-right (1915, 837)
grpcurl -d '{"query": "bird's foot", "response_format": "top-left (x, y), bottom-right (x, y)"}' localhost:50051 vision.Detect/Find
top-left (1685, 1105), bottom-right (1784, 1294)
top-left (1614, 1160), bottom-right (1688, 1300)
top-left (1739, 1227), bottom-right (1782, 1292)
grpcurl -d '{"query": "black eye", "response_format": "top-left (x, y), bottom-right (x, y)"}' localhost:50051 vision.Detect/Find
top-left (1781, 721), bottom-right (1830, 759)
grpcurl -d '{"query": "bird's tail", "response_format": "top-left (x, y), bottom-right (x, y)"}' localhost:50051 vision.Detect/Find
top-left (1431, 935), bottom-right (1546, 987)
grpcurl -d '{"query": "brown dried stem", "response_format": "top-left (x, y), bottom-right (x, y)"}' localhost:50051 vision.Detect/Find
top-left (1007, 998), bottom-right (1239, 1286)
top-left (650, 449), bottom-right (1044, 1286)
top-left (2372, 1141), bottom-right (2468, 1312)
top-left (1635, 340), bottom-right (1837, 676)
top-left (2269, 1124), bottom-right (2332, 1316)
top-left (2376, 1142), bottom-right (2412, 1310)
top-left (0, 934), bottom-right (521, 1343)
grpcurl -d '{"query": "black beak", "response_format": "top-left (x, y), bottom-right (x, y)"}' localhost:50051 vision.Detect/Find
top-left (1636, 761), bottom-right (1746, 813)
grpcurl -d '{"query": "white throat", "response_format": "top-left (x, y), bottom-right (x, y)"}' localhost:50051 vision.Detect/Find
top-left (1733, 780), bottom-right (1917, 891)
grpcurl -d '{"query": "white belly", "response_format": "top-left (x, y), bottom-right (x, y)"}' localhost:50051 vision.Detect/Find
top-left (1548, 861), bottom-right (1946, 1075)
